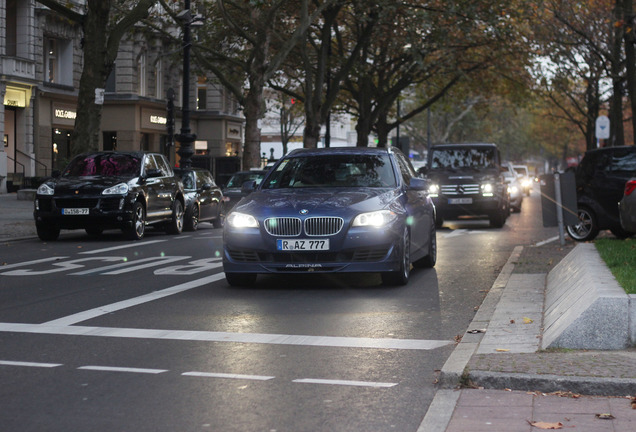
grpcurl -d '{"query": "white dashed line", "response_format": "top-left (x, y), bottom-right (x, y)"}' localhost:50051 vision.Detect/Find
top-left (293, 378), bottom-right (397, 388)
top-left (0, 360), bottom-right (62, 368)
top-left (182, 372), bottom-right (275, 381)
top-left (77, 365), bottom-right (168, 374)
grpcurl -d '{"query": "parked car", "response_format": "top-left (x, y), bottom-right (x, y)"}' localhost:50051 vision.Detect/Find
top-left (418, 143), bottom-right (509, 228)
top-left (503, 163), bottom-right (523, 213)
top-left (512, 165), bottom-right (533, 196)
top-left (566, 146), bottom-right (636, 241)
top-left (619, 178), bottom-right (636, 233)
top-left (222, 147), bottom-right (436, 287)
top-left (221, 169), bottom-right (267, 218)
top-left (34, 151), bottom-right (185, 241)
top-left (174, 167), bottom-right (223, 231)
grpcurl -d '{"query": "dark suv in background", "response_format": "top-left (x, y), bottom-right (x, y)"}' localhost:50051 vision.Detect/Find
top-left (419, 143), bottom-right (509, 228)
top-left (566, 145), bottom-right (636, 241)
top-left (34, 151), bottom-right (185, 241)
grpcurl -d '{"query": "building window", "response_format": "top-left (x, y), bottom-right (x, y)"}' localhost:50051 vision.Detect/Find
top-left (45, 37), bottom-right (73, 86)
top-left (5, 0), bottom-right (17, 56)
top-left (138, 54), bottom-right (146, 96)
top-left (197, 76), bottom-right (207, 110)
top-left (105, 66), bottom-right (116, 92)
top-left (103, 132), bottom-right (117, 151)
top-left (52, 128), bottom-right (72, 171)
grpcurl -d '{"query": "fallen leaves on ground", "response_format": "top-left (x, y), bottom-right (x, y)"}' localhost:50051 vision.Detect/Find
top-left (523, 317), bottom-right (534, 324)
top-left (527, 420), bottom-right (563, 429)
top-left (495, 348), bottom-right (510, 352)
top-left (631, 396), bottom-right (636, 409)
top-left (595, 413), bottom-right (615, 420)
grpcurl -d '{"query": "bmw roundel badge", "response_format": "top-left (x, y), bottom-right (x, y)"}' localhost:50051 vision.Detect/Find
top-left (300, 209), bottom-right (309, 215)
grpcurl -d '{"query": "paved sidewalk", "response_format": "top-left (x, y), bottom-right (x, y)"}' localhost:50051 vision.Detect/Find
top-left (420, 243), bottom-right (636, 431)
top-left (0, 192), bottom-right (37, 240)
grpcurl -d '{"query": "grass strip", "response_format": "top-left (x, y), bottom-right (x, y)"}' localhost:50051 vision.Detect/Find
top-left (594, 238), bottom-right (636, 294)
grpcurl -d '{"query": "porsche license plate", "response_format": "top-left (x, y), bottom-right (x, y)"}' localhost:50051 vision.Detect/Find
top-left (62, 208), bottom-right (89, 215)
top-left (277, 239), bottom-right (329, 251)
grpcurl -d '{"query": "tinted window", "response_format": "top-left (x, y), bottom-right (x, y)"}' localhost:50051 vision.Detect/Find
top-left (153, 155), bottom-right (172, 177)
top-left (262, 154), bottom-right (396, 189)
top-left (431, 148), bottom-right (496, 169)
top-left (226, 172), bottom-right (265, 188)
top-left (394, 151), bottom-right (414, 183)
top-left (64, 153), bottom-right (141, 177)
top-left (609, 149), bottom-right (636, 175)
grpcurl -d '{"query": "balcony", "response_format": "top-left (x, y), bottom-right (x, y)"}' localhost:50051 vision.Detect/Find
top-left (1, 57), bottom-right (36, 82)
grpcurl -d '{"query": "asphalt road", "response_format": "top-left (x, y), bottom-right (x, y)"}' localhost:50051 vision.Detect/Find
top-left (0, 185), bottom-right (559, 431)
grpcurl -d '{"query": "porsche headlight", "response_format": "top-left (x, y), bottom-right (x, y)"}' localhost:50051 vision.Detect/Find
top-left (37, 183), bottom-right (54, 195)
top-left (352, 210), bottom-right (397, 227)
top-left (227, 212), bottom-right (258, 228)
top-left (103, 183), bottom-right (129, 195)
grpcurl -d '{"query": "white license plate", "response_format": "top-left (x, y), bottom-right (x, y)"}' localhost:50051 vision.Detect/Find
top-left (277, 239), bottom-right (330, 251)
top-left (62, 208), bottom-right (89, 215)
top-left (448, 198), bottom-right (472, 205)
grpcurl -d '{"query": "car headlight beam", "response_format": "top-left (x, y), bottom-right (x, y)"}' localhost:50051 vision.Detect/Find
top-left (481, 183), bottom-right (494, 197)
top-left (227, 212), bottom-right (258, 228)
top-left (352, 210), bottom-right (397, 228)
top-left (428, 184), bottom-right (439, 197)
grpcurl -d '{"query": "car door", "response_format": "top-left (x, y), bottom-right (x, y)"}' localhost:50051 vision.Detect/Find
top-left (154, 155), bottom-right (179, 217)
top-left (142, 154), bottom-right (163, 220)
top-left (201, 170), bottom-right (223, 220)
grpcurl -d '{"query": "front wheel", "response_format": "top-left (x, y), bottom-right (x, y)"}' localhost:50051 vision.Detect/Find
top-left (124, 202), bottom-right (146, 240)
top-left (414, 218), bottom-right (436, 269)
top-left (566, 206), bottom-right (599, 241)
top-left (167, 199), bottom-right (184, 235)
top-left (184, 204), bottom-right (199, 231)
top-left (225, 272), bottom-right (257, 287)
top-left (489, 209), bottom-right (507, 228)
top-left (382, 228), bottom-right (411, 286)
top-left (36, 222), bottom-right (60, 241)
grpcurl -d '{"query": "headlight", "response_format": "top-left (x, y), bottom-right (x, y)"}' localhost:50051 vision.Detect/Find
top-left (521, 179), bottom-right (532, 187)
top-left (227, 212), bottom-right (258, 228)
top-left (428, 184), bottom-right (439, 197)
top-left (37, 183), bottom-right (54, 195)
top-left (103, 183), bottom-right (129, 195)
top-left (481, 183), bottom-right (494, 197)
top-left (352, 210), bottom-right (397, 227)
top-left (510, 186), bottom-right (519, 195)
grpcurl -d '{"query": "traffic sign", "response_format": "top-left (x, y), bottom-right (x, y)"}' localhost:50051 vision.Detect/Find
top-left (595, 115), bottom-right (610, 139)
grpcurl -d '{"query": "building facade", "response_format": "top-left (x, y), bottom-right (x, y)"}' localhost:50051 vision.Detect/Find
top-left (0, 0), bottom-right (244, 193)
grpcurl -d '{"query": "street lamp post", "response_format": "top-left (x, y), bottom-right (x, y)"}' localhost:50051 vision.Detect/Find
top-left (175, 0), bottom-right (196, 169)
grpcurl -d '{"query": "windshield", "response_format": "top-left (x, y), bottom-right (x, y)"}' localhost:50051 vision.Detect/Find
top-left (63, 154), bottom-right (141, 177)
top-left (262, 154), bottom-right (397, 189)
top-left (431, 148), bottom-right (496, 169)
top-left (226, 172), bottom-right (265, 188)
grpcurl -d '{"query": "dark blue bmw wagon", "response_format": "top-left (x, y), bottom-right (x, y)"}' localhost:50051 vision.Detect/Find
top-left (222, 146), bottom-right (437, 286)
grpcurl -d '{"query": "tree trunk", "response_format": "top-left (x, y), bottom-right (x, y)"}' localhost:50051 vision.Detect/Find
top-left (243, 85), bottom-right (264, 169)
top-left (610, 1), bottom-right (625, 146)
top-left (71, 1), bottom-right (112, 155)
top-left (623, 0), bottom-right (636, 145)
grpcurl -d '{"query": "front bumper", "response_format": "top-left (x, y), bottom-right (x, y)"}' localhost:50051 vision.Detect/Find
top-left (222, 225), bottom-right (403, 274)
top-left (432, 195), bottom-right (503, 219)
top-left (34, 195), bottom-right (135, 230)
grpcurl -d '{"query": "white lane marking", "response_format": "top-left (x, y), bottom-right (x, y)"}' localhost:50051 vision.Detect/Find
top-left (0, 360), bottom-right (62, 368)
top-left (2, 257), bottom-right (127, 276)
top-left (78, 365), bottom-right (167, 374)
top-left (293, 378), bottom-right (397, 388)
top-left (72, 255), bottom-right (190, 275)
top-left (0, 257), bottom-right (70, 272)
top-left (182, 372), bottom-right (275, 381)
top-left (42, 273), bottom-right (226, 326)
top-left (0, 322), bottom-right (452, 351)
top-left (79, 240), bottom-right (167, 255)
top-left (534, 236), bottom-right (559, 247)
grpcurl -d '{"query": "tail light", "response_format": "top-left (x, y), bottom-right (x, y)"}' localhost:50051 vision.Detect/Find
top-left (625, 180), bottom-right (636, 197)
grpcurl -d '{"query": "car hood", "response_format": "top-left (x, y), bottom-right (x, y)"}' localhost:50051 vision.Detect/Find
top-left (52, 175), bottom-right (136, 194)
top-left (233, 188), bottom-right (399, 217)
top-left (426, 167), bottom-right (501, 183)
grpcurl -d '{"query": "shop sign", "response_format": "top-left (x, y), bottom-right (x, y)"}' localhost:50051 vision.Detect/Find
top-left (142, 108), bottom-right (168, 130)
top-left (53, 104), bottom-right (77, 126)
top-left (227, 123), bottom-right (242, 140)
top-left (4, 87), bottom-right (28, 108)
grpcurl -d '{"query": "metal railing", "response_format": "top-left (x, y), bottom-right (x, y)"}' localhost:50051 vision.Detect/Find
top-left (16, 149), bottom-right (48, 177)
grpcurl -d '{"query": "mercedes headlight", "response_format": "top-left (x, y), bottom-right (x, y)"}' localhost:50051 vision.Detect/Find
top-left (481, 183), bottom-right (494, 197)
top-left (227, 212), bottom-right (258, 228)
top-left (352, 210), bottom-right (397, 227)
top-left (428, 184), bottom-right (439, 197)
top-left (103, 183), bottom-right (129, 195)
top-left (37, 183), bottom-right (54, 195)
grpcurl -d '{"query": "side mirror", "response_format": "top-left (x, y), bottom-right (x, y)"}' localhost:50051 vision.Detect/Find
top-left (201, 183), bottom-right (212, 191)
top-left (145, 168), bottom-right (163, 178)
top-left (409, 177), bottom-right (428, 191)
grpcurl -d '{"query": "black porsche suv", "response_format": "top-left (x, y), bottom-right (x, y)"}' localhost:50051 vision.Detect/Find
top-left (419, 143), bottom-right (510, 228)
top-left (34, 151), bottom-right (185, 241)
